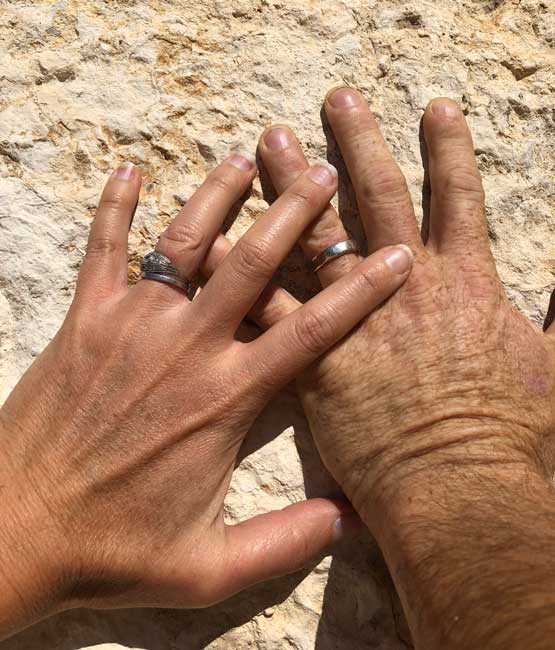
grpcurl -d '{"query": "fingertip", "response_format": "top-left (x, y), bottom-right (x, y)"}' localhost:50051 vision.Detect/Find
top-left (283, 496), bottom-right (348, 519)
top-left (283, 498), bottom-right (362, 547)
top-left (260, 124), bottom-right (296, 153)
top-left (325, 85), bottom-right (363, 110)
top-left (111, 161), bottom-right (139, 183)
top-left (425, 98), bottom-right (462, 123)
top-left (423, 99), bottom-right (474, 155)
top-left (226, 151), bottom-right (257, 173)
top-left (280, 498), bottom-right (362, 551)
top-left (332, 512), bottom-right (364, 543)
top-left (384, 244), bottom-right (414, 275)
top-left (306, 162), bottom-right (338, 187)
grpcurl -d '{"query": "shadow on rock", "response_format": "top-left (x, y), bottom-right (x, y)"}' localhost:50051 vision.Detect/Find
top-left (1, 571), bottom-right (310, 650)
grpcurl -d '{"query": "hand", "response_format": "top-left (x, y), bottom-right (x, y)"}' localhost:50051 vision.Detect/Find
top-left (205, 89), bottom-right (555, 649)
top-left (0, 154), bottom-right (413, 638)
top-left (270, 89), bottom-right (555, 505)
top-left (257, 89), bottom-right (555, 512)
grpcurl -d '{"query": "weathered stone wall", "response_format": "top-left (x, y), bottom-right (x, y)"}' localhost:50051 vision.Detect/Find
top-left (1, 1), bottom-right (554, 648)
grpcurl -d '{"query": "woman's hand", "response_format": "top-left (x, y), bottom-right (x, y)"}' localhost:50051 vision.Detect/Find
top-left (0, 153), bottom-right (412, 638)
top-left (206, 89), bottom-right (555, 649)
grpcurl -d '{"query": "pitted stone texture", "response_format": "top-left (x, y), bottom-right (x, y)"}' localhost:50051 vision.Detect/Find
top-left (1, 1), bottom-right (554, 648)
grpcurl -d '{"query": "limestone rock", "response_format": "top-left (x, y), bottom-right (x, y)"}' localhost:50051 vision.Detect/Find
top-left (37, 50), bottom-right (77, 83)
top-left (1, 1), bottom-right (555, 649)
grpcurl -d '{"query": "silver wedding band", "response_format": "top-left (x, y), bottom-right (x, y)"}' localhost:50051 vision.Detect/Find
top-left (310, 239), bottom-right (360, 273)
top-left (140, 251), bottom-right (190, 293)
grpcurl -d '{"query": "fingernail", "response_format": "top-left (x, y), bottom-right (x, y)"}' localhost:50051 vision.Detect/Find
top-left (228, 152), bottom-right (255, 171)
top-left (429, 99), bottom-right (460, 120)
top-left (327, 87), bottom-right (361, 108)
top-left (306, 162), bottom-right (338, 187)
top-left (264, 127), bottom-right (293, 152)
top-left (333, 514), bottom-right (363, 542)
top-left (113, 161), bottom-right (135, 181)
top-left (384, 245), bottom-right (413, 274)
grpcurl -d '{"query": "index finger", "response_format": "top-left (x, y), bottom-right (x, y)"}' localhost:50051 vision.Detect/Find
top-left (194, 164), bottom-right (338, 334)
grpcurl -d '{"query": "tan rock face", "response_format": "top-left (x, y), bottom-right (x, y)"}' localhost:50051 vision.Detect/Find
top-left (1, 1), bottom-right (554, 648)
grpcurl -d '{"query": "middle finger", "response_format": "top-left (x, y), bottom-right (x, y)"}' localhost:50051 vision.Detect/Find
top-left (195, 164), bottom-right (338, 334)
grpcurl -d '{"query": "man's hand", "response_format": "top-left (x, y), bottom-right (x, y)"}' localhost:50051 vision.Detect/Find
top-left (207, 88), bottom-right (555, 649)
top-left (297, 90), bottom-right (554, 517)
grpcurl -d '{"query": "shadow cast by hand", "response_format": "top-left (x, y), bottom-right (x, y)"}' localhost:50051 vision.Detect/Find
top-left (419, 116), bottom-right (431, 245)
top-left (320, 106), bottom-right (367, 257)
top-left (291, 381), bottom-right (411, 650)
top-left (1, 570), bottom-right (311, 650)
top-left (306, 109), bottom-right (418, 650)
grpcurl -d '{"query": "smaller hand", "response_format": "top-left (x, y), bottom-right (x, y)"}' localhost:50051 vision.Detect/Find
top-left (0, 153), bottom-right (412, 637)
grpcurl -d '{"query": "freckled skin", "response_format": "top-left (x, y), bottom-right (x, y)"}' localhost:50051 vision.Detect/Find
top-left (251, 90), bottom-right (555, 650)
top-left (299, 254), bottom-right (555, 516)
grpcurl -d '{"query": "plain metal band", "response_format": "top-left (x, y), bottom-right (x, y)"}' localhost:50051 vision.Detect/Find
top-left (310, 239), bottom-right (360, 273)
top-left (141, 272), bottom-right (190, 293)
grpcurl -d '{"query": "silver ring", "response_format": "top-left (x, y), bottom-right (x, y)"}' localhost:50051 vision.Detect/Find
top-left (141, 272), bottom-right (189, 292)
top-left (140, 251), bottom-right (190, 293)
top-left (310, 239), bottom-right (360, 273)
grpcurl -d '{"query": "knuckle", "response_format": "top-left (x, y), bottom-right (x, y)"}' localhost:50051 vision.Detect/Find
top-left (86, 236), bottom-right (119, 257)
top-left (357, 265), bottom-right (382, 294)
top-left (293, 308), bottom-right (336, 355)
top-left (63, 309), bottom-right (105, 358)
top-left (160, 220), bottom-right (205, 255)
top-left (249, 297), bottom-right (289, 328)
top-left (234, 237), bottom-right (275, 280)
top-left (304, 214), bottom-right (345, 251)
top-left (208, 172), bottom-right (234, 195)
top-left (287, 185), bottom-right (319, 211)
top-left (289, 525), bottom-right (312, 568)
top-left (360, 166), bottom-right (410, 207)
top-left (440, 166), bottom-right (485, 203)
top-left (98, 191), bottom-right (128, 211)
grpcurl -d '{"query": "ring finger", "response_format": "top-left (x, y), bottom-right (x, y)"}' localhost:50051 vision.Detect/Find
top-left (257, 126), bottom-right (361, 288)
top-left (324, 86), bottom-right (425, 255)
top-left (201, 236), bottom-right (300, 329)
top-left (155, 153), bottom-right (257, 281)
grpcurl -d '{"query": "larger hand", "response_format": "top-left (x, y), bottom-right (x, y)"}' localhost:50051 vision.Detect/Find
top-left (207, 89), bottom-right (555, 649)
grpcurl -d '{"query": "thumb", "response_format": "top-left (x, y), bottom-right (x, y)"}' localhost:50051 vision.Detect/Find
top-left (215, 498), bottom-right (362, 600)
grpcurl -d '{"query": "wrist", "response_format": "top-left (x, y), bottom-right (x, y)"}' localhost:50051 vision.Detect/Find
top-left (346, 416), bottom-right (542, 527)
top-left (355, 421), bottom-right (555, 649)
top-left (0, 430), bottom-right (73, 638)
top-left (370, 455), bottom-right (546, 564)
top-left (381, 465), bottom-right (555, 649)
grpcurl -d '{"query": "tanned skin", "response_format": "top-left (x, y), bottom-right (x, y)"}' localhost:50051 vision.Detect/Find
top-left (203, 89), bottom-right (555, 649)
top-left (0, 155), bottom-right (411, 638)
top-left (2, 86), bottom-right (555, 649)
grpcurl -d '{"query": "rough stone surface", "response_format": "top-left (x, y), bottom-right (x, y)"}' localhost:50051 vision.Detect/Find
top-left (1, 1), bottom-right (554, 648)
